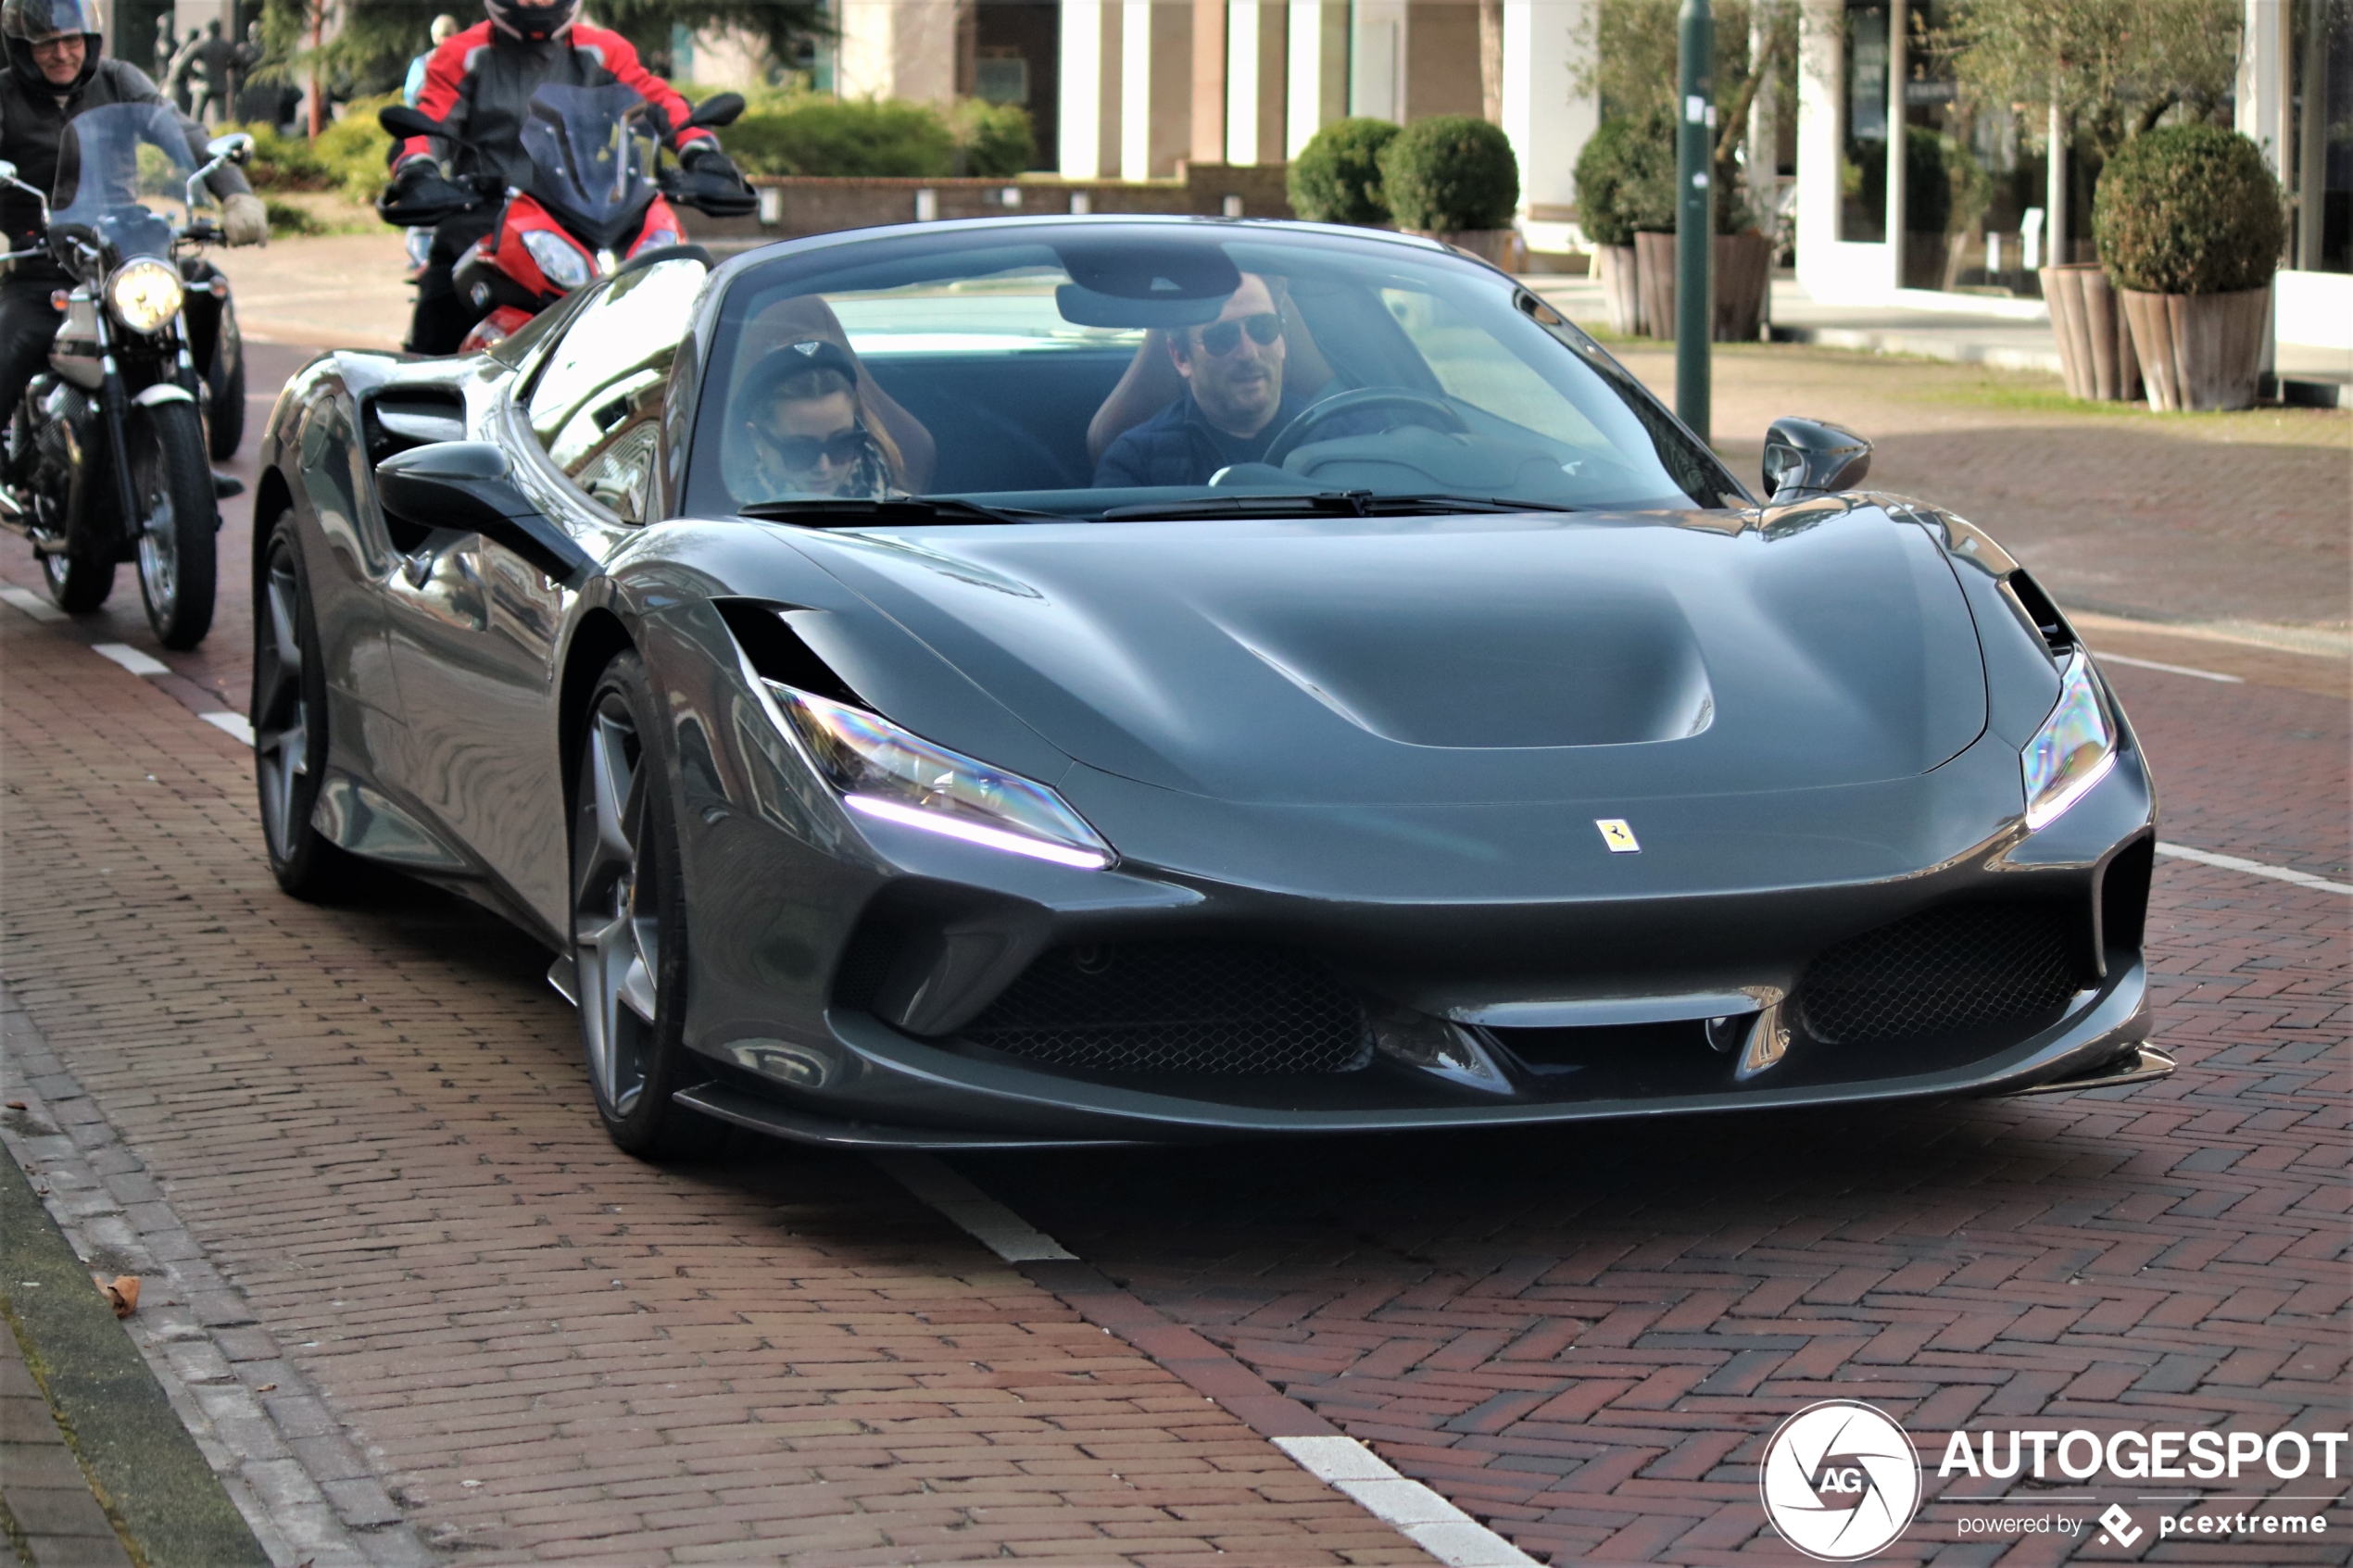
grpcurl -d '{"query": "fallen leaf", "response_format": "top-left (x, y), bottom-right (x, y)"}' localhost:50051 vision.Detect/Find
top-left (94, 1274), bottom-right (139, 1317)
top-left (256, 1383), bottom-right (277, 1392)
top-left (6, 1100), bottom-right (24, 1110)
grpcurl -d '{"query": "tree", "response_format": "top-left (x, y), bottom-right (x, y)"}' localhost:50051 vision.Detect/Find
top-left (1575, 0), bottom-right (1798, 216)
top-left (1926, 0), bottom-right (2241, 165)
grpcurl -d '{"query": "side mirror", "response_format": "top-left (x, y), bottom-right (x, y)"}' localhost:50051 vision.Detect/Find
top-left (1761, 417), bottom-right (1871, 499)
top-left (377, 104), bottom-right (442, 142)
top-left (0, 159), bottom-right (17, 182)
top-left (376, 442), bottom-right (595, 580)
top-left (685, 92), bottom-right (745, 130)
top-left (205, 132), bottom-right (255, 167)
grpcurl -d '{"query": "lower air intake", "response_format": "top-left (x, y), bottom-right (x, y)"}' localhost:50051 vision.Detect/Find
top-left (1797, 901), bottom-right (2088, 1045)
top-left (960, 943), bottom-right (1371, 1075)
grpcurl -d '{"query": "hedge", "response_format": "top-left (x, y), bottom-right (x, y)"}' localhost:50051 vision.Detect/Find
top-left (1379, 115), bottom-right (1519, 232)
top-left (1288, 118), bottom-right (1399, 224)
top-left (721, 95), bottom-right (1035, 179)
top-left (1573, 114), bottom-right (1675, 245)
top-left (2094, 125), bottom-right (2284, 295)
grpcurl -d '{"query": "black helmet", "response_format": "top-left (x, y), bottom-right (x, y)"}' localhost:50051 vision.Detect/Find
top-left (1, 0), bottom-right (100, 90)
top-left (483, 0), bottom-right (576, 44)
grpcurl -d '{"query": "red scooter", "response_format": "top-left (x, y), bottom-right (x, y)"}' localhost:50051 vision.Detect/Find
top-left (379, 83), bottom-right (751, 352)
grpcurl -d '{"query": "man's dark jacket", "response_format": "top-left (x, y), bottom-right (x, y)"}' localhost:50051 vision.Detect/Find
top-left (0, 56), bottom-right (248, 272)
top-left (1094, 391), bottom-right (1307, 488)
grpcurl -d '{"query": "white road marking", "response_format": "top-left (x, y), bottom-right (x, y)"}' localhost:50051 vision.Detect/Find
top-left (198, 711), bottom-right (255, 746)
top-left (887, 1156), bottom-right (1537, 1566)
top-left (0, 585), bottom-right (63, 621)
top-left (871, 1152), bottom-right (1076, 1261)
top-left (92, 642), bottom-right (170, 676)
top-left (2093, 650), bottom-right (2243, 684)
top-left (1276, 1436), bottom-right (1538, 1567)
top-left (2158, 842), bottom-right (2353, 896)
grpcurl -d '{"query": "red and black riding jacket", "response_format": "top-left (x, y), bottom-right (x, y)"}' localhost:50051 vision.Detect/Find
top-left (396, 21), bottom-right (712, 192)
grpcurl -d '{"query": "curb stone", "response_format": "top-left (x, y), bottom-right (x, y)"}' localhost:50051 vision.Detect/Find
top-left (0, 985), bottom-right (437, 1568)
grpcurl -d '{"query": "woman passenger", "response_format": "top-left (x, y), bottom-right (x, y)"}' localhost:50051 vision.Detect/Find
top-left (729, 339), bottom-right (908, 501)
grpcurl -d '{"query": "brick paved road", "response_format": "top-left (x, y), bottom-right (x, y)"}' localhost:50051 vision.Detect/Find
top-left (0, 335), bottom-right (2345, 1564)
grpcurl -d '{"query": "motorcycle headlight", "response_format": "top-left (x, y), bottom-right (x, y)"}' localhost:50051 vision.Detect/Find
top-left (762, 682), bottom-right (1113, 870)
top-left (107, 259), bottom-right (182, 334)
top-left (520, 227), bottom-right (594, 291)
top-left (2021, 651), bottom-right (2118, 830)
top-left (633, 227), bottom-right (680, 255)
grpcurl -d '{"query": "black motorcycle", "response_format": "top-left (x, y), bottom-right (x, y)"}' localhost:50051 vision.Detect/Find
top-left (0, 105), bottom-right (250, 647)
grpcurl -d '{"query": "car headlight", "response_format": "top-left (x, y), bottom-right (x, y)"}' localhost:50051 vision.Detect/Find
top-left (763, 682), bottom-right (1113, 870)
top-left (521, 227), bottom-right (594, 291)
top-left (2021, 651), bottom-right (2118, 830)
top-left (107, 259), bottom-right (182, 334)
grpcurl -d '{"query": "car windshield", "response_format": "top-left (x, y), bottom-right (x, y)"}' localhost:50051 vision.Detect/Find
top-left (50, 101), bottom-right (193, 257)
top-left (518, 82), bottom-right (659, 232)
top-left (684, 222), bottom-right (1744, 522)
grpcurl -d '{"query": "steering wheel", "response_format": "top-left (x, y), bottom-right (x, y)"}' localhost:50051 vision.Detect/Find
top-left (1263, 387), bottom-right (1470, 468)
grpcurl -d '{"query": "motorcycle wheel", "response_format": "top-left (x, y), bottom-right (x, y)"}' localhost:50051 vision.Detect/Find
top-left (206, 321), bottom-right (245, 460)
top-left (39, 542), bottom-right (113, 612)
top-left (128, 401), bottom-right (218, 649)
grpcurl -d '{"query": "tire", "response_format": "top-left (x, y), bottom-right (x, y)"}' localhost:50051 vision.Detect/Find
top-left (128, 401), bottom-right (217, 649)
top-left (206, 327), bottom-right (246, 461)
top-left (253, 517), bottom-right (359, 898)
top-left (571, 650), bottom-right (702, 1159)
top-left (39, 539), bottom-right (113, 611)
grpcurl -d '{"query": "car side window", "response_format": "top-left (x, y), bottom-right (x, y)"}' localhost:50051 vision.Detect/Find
top-left (523, 257), bottom-right (708, 521)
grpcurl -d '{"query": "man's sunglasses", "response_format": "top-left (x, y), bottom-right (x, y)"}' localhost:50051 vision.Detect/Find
top-left (773, 429), bottom-right (867, 470)
top-left (1192, 313), bottom-right (1283, 357)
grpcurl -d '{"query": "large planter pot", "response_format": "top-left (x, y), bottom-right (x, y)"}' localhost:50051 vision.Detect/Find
top-left (1594, 245), bottom-right (1641, 333)
top-left (1633, 231), bottom-right (1676, 336)
top-left (1714, 232), bottom-right (1772, 343)
top-left (2120, 285), bottom-right (2271, 411)
top-left (2041, 264), bottom-right (2143, 402)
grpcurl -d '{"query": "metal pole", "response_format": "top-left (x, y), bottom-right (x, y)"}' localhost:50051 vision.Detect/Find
top-left (1676, 0), bottom-right (1713, 443)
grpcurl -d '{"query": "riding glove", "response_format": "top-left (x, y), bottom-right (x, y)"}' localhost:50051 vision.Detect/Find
top-left (221, 192), bottom-right (269, 246)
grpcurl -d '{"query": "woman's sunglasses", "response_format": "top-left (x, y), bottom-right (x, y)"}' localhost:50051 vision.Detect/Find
top-left (772, 429), bottom-right (867, 470)
top-left (1192, 312), bottom-right (1283, 357)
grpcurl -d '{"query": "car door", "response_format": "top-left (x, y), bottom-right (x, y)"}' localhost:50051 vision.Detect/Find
top-left (379, 257), bottom-right (711, 935)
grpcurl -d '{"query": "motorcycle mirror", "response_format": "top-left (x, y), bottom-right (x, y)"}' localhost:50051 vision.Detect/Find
top-left (376, 443), bottom-right (595, 581)
top-left (1761, 417), bottom-right (1871, 499)
top-left (684, 92), bottom-right (745, 130)
top-left (378, 104), bottom-right (443, 142)
top-left (206, 132), bottom-right (255, 166)
top-left (0, 160), bottom-right (16, 182)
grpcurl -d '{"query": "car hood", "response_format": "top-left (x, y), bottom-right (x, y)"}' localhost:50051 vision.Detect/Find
top-left (785, 506), bottom-right (1989, 807)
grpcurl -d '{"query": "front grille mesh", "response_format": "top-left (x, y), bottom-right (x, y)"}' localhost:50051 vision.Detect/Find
top-left (960, 943), bottom-right (1370, 1075)
top-left (1797, 901), bottom-right (2085, 1045)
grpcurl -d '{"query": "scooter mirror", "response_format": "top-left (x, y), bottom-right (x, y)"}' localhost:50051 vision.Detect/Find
top-left (0, 160), bottom-right (17, 182)
top-left (206, 132), bottom-right (255, 166)
top-left (378, 105), bottom-right (442, 142)
top-left (685, 92), bottom-right (745, 130)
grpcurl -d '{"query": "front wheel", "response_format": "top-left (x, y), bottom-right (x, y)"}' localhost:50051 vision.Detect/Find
top-left (39, 541), bottom-right (113, 611)
top-left (571, 650), bottom-right (703, 1158)
top-left (205, 319), bottom-right (246, 460)
top-left (253, 516), bottom-right (359, 898)
top-left (128, 400), bottom-right (218, 649)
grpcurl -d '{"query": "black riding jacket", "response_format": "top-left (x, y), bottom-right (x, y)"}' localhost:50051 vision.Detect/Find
top-left (0, 55), bottom-right (248, 272)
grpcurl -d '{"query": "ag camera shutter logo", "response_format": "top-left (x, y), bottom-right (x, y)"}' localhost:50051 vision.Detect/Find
top-left (1759, 1399), bottom-right (1923, 1561)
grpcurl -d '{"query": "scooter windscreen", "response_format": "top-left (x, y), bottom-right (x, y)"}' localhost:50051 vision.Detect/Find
top-left (50, 101), bottom-right (192, 257)
top-left (519, 82), bottom-right (661, 248)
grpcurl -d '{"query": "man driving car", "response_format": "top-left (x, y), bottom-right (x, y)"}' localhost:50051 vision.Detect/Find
top-left (0, 0), bottom-right (264, 489)
top-left (1093, 272), bottom-right (1308, 488)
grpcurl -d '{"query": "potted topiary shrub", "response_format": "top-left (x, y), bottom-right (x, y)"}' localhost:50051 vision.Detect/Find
top-left (1378, 115), bottom-right (1522, 268)
top-left (1574, 114), bottom-right (1674, 333)
top-left (1288, 118), bottom-right (1401, 227)
top-left (2094, 125), bottom-right (2286, 411)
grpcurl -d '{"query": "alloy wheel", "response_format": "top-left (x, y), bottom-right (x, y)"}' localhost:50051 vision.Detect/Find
top-left (253, 546), bottom-right (309, 859)
top-left (573, 695), bottom-right (662, 1118)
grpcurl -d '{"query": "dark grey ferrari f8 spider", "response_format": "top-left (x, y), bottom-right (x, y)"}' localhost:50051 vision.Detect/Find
top-left (249, 216), bottom-right (2169, 1154)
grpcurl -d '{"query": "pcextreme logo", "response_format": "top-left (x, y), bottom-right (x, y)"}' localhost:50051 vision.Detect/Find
top-left (1758, 1399), bottom-right (1924, 1562)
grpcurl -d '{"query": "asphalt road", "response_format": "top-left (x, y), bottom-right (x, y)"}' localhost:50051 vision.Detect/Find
top-left (0, 338), bottom-right (2345, 1566)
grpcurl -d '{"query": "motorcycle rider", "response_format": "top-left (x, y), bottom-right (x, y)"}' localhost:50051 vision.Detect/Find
top-left (392, 0), bottom-right (745, 354)
top-left (0, 0), bottom-right (267, 479)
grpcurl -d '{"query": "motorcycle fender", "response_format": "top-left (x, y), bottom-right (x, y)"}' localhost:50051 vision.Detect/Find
top-left (132, 383), bottom-right (195, 407)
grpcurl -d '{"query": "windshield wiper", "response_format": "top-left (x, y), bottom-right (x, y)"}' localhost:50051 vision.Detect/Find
top-left (739, 495), bottom-right (1062, 527)
top-left (1101, 491), bottom-right (1579, 521)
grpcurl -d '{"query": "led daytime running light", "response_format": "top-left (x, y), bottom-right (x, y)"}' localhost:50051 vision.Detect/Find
top-left (2021, 652), bottom-right (2118, 831)
top-left (762, 680), bottom-right (1112, 870)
